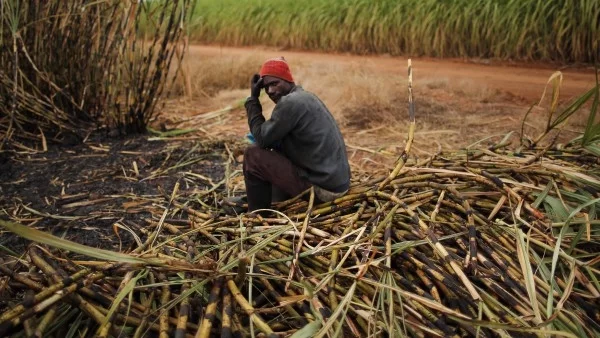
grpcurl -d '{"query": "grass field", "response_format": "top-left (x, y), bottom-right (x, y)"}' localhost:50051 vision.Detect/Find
top-left (187, 0), bottom-right (600, 63)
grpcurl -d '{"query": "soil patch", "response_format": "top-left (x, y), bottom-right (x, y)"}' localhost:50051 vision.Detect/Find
top-left (0, 133), bottom-right (238, 252)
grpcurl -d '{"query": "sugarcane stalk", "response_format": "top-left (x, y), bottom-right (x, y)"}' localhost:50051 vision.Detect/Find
top-left (220, 284), bottom-right (233, 338)
top-left (94, 304), bottom-right (198, 335)
top-left (31, 304), bottom-right (57, 338)
top-left (159, 273), bottom-right (171, 338)
top-left (226, 279), bottom-right (276, 337)
top-left (133, 273), bottom-right (157, 338)
top-left (0, 263), bottom-right (45, 291)
top-left (400, 252), bottom-right (469, 300)
top-left (258, 276), bottom-right (307, 327)
top-left (254, 252), bottom-right (292, 278)
top-left (378, 59), bottom-right (416, 190)
top-left (329, 201), bottom-right (367, 310)
top-left (23, 316), bottom-right (35, 337)
top-left (0, 267), bottom-right (97, 328)
top-left (28, 248), bottom-right (110, 329)
top-left (376, 191), bottom-right (482, 300)
top-left (196, 277), bottom-right (223, 338)
top-left (234, 255), bottom-right (249, 287)
top-left (231, 313), bottom-right (249, 337)
top-left (174, 281), bottom-right (191, 338)
top-left (96, 270), bottom-right (136, 337)
top-left (287, 187), bottom-right (314, 290)
top-left (443, 186), bottom-right (478, 273)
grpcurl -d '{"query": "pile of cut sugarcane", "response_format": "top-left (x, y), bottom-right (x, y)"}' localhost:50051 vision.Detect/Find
top-left (1, 63), bottom-right (599, 337)
top-left (1, 137), bottom-right (599, 337)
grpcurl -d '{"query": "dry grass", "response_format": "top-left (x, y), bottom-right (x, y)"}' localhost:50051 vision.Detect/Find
top-left (297, 62), bottom-right (405, 128)
top-left (170, 54), bottom-right (263, 98)
top-left (160, 54), bottom-right (595, 169)
top-left (0, 0), bottom-right (190, 147)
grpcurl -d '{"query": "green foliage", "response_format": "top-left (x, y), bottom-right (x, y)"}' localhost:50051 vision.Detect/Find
top-left (581, 73), bottom-right (600, 147)
top-left (520, 70), bottom-right (600, 152)
top-left (185, 0), bottom-right (599, 63)
top-left (565, 76), bottom-right (600, 155)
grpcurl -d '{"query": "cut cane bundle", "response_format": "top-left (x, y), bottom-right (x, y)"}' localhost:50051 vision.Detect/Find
top-left (1, 64), bottom-right (599, 338)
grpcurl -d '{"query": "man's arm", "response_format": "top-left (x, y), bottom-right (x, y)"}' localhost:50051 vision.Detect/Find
top-left (245, 97), bottom-right (298, 149)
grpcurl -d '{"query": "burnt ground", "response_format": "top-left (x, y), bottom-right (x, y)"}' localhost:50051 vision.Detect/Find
top-left (0, 133), bottom-right (240, 253)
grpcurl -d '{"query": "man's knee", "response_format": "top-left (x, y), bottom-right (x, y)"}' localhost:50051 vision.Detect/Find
top-left (244, 145), bottom-right (262, 169)
top-left (244, 145), bottom-right (274, 177)
top-left (244, 145), bottom-right (260, 160)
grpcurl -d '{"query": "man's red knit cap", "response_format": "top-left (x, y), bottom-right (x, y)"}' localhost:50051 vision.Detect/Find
top-left (259, 57), bottom-right (294, 83)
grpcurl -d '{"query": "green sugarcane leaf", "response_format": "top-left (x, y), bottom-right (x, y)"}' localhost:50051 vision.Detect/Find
top-left (147, 126), bottom-right (197, 137)
top-left (566, 222), bottom-right (586, 255)
top-left (549, 87), bottom-right (595, 130)
top-left (99, 270), bottom-right (148, 332)
top-left (582, 73), bottom-right (599, 145)
top-left (530, 250), bottom-right (552, 282)
top-left (65, 313), bottom-right (85, 338)
top-left (561, 190), bottom-right (600, 207)
top-left (0, 219), bottom-right (156, 265)
top-left (586, 266), bottom-right (600, 293)
top-left (533, 181), bottom-right (553, 208)
top-left (515, 227), bottom-right (542, 323)
top-left (542, 195), bottom-right (571, 222)
top-left (571, 320), bottom-right (590, 338)
top-left (290, 319), bottom-right (322, 338)
top-left (315, 282), bottom-right (357, 338)
top-left (499, 131), bottom-right (515, 145)
top-left (0, 244), bottom-right (18, 256)
top-left (562, 170), bottom-right (600, 190)
top-left (584, 143), bottom-right (600, 157)
top-left (547, 197), bottom-right (600, 318)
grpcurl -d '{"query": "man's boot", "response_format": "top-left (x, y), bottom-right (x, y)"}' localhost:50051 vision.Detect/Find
top-left (220, 196), bottom-right (247, 216)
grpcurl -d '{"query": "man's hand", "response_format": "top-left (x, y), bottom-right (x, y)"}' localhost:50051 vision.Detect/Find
top-left (250, 74), bottom-right (263, 98)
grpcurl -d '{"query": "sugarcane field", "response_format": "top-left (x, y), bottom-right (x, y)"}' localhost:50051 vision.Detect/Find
top-left (1, 1), bottom-right (600, 337)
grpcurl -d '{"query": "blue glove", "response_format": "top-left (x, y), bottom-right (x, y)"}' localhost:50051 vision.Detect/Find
top-left (246, 132), bottom-right (283, 152)
top-left (246, 132), bottom-right (255, 144)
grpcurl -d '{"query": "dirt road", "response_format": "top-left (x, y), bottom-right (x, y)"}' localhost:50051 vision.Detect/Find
top-left (190, 45), bottom-right (597, 103)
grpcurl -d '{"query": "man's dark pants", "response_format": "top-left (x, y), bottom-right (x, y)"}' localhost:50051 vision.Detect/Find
top-left (243, 146), bottom-right (311, 212)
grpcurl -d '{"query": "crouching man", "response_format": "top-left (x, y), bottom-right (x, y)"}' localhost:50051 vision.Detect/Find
top-left (224, 57), bottom-right (351, 214)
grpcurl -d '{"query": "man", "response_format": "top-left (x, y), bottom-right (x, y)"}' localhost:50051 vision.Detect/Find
top-left (226, 57), bottom-right (351, 214)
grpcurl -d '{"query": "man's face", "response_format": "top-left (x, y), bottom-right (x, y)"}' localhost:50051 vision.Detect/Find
top-left (262, 75), bottom-right (293, 103)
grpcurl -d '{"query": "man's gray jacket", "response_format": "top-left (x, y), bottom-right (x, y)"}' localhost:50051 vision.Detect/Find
top-left (245, 86), bottom-right (351, 193)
